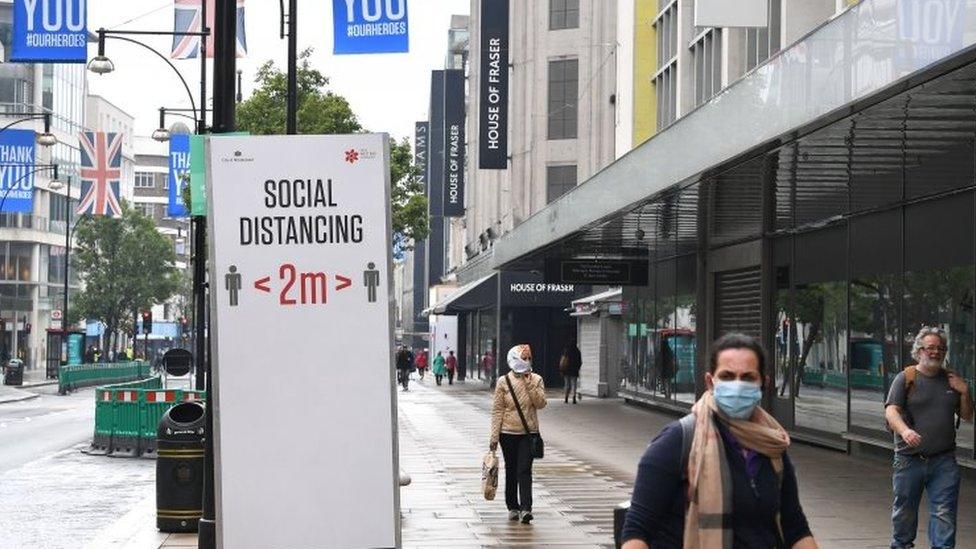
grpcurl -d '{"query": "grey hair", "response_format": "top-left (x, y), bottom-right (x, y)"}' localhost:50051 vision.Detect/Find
top-left (911, 326), bottom-right (947, 362)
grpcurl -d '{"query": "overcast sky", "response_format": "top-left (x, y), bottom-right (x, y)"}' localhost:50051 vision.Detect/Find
top-left (87, 1), bottom-right (469, 140)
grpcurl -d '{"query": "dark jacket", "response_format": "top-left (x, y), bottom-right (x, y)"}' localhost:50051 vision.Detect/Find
top-left (562, 346), bottom-right (582, 377)
top-left (621, 418), bottom-right (812, 548)
top-left (395, 349), bottom-right (414, 370)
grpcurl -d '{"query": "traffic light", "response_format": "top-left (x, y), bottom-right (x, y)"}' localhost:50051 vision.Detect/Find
top-left (141, 310), bottom-right (153, 334)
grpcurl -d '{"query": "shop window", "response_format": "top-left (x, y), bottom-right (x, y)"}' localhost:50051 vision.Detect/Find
top-left (548, 58), bottom-right (578, 140)
top-left (549, 0), bottom-right (579, 30)
top-left (904, 192), bottom-right (974, 453)
top-left (849, 209), bottom-right (902, 433)
top-left (792, 225), bottom-right (848, 436)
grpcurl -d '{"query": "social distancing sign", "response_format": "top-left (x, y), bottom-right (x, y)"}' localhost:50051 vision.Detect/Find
top-left (207, 134), bottom-right (398, 549)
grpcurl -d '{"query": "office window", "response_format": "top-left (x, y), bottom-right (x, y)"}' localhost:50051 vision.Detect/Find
top-left (691, 29), bottom-right (723, 108)
top-left (135, 172), bottom-right (155, 188)
top-left (548, 59), bottom-right (578, 140)
top-left (549, 0), bottom-right (579, 30)
top-left (546, 165), bottom-right (577, 203)
top-left (654, 1), bottom-right (678, 129)
top-left (134, 203), bottom-right (155, 218)
top-left (745, 0), bottom-right (781, 71)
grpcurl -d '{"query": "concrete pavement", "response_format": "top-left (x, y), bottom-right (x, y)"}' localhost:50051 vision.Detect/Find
top-left (93, 373), bottom-right (975, 548)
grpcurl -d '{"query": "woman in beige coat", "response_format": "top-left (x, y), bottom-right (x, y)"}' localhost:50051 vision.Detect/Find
top-left (489, 344), bottom-right (547, 524)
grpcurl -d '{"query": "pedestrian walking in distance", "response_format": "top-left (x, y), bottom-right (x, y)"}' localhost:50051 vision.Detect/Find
top-left (885, 326), bottom-right (973, 549)
top-left (622, 333), bottom-right (818, 549)
top-left (432, 350), bottom-right (447, 386)
top-left (414, 349), bottom-right (428, 380)
top-left (446, 350), bottom-right (457, 385)
top-left (395, 345), bottom-right (414, 392)
top-left (559, 344), bottom-right (582, 404)
top-left (489, 344), bottom-right (547, 524)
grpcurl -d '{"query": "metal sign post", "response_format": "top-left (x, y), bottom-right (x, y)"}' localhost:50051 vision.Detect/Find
top-left (206, 134), bottom-right (399, 549)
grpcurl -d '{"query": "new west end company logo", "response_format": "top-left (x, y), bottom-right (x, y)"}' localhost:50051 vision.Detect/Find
top-left (344, 148), bottom-right (378, 164)
top-left (220, 150), bottom-right (255, 163)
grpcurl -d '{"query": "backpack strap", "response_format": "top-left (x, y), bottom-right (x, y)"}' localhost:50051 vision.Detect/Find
top-left (679, 413), bottom-right (695, 481)
top-left (904, 365), bottom-right (917, 395)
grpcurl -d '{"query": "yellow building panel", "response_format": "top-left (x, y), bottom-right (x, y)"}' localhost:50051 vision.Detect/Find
top-left (633, 0), bottom-right (656, 147)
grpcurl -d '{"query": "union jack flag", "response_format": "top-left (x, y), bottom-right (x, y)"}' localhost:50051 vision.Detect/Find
top-left (77, 132), bottom-right (123, 217)
top-left (171, 0), bottom-right (248, 60)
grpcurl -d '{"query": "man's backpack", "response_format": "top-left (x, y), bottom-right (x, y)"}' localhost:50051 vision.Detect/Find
top-left (888, 365), bottom-right (961, 430)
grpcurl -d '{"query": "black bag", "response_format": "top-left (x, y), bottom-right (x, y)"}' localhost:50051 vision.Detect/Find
top-left (505, 374), bottom-right (544, 459)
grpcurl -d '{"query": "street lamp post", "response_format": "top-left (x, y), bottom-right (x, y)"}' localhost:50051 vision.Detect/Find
top-left (0, 112), bottom-right (58, 146)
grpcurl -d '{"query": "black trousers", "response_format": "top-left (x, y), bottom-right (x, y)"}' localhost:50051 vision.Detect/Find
top-left (447, 369), bottom-right (455, 384)
top-left (499, 433), bottom-right (534, 512)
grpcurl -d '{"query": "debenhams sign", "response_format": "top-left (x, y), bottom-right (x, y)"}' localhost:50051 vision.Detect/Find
top-left (478, 0), bottom-right (509, 170)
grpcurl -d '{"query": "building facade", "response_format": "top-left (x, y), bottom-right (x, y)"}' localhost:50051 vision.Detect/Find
top-left (0, 1), bottom-right (91, 373)
top-left (493, 0), bottom-right (976, 466)
top-left (419, 1), bottom-right (621, 385)
top-left (132, 134), bottom-right (191, 355)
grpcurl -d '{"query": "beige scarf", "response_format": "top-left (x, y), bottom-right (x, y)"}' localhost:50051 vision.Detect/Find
top-left (682, 391), bottom-right (791, 549)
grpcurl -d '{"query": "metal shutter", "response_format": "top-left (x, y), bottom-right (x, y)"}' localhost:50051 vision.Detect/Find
top-left (714, 267), bottom-right (761, 337)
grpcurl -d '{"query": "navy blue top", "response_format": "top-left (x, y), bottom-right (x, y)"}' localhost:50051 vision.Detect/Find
top-left (621, 419), bottom-right (812, 548)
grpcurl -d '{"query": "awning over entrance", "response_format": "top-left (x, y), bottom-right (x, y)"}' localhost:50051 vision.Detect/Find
top-left (426, 274), bottom-right (497, 315)
top-left (492, 0), bottom-right (976, 272)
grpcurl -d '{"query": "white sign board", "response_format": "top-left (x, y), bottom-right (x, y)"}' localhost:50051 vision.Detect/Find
top-left (695, 0), bottom-right (768, 28)
top-left (207, 134), bottom-right (398, 549)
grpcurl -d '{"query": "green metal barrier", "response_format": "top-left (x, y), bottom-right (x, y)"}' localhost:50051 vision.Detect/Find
top-left (59, 361), bottom-right (152, 394)
top-left (89, 376), bottom-right (206, 458)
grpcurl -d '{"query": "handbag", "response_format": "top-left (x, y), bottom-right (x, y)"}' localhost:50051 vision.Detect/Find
top-left (481, 450), bottom-right (499, 500)
top-left (558, 355), bottom-right (569, 374)
top-left (505, 374), bottom-right (545, 459)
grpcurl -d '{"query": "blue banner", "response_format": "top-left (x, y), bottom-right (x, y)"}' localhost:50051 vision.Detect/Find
top-left (333, 0), bottom-right (409, 54)
top-left (0, 129), bottom-right (36, 214)
top-left (11, 0), bottom-right (88, 63)
top-left (168, 134), bottom-right (190, 217)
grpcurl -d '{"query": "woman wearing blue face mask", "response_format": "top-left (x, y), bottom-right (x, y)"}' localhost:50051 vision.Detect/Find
top-left (621, 333), bottom-right (819, 549)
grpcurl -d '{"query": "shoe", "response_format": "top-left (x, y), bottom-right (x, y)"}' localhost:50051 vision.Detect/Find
top-left (520, 511), bottom-right (533, 524)
top-left (508, 510), bottom-right (520, 521)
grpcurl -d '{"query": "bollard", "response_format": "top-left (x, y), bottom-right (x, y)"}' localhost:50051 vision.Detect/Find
top-left (156, 401), bottom-right (206, 533)
top-left (613, 500), bottom-right (630, 548)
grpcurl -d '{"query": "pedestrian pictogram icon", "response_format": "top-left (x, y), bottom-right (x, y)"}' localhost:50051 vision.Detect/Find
top-left (226, 265), bottom-right (242, 306)
top-left (364, 262), bottom-right (380, 303)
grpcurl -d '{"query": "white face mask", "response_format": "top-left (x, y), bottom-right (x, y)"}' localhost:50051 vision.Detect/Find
top-left (510, 358), bottom-right (531, 374)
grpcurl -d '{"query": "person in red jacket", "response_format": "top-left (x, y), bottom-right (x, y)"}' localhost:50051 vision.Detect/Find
top-left (445, 350), bottom-right (457, 385)
top-left (414, 349), bottom-right (428, 380)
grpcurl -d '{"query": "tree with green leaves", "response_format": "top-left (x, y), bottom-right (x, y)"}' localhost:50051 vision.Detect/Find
top-left (237, 48), bottom-right (428, 242)
top-left (72, 204), bottom-right (181, 353)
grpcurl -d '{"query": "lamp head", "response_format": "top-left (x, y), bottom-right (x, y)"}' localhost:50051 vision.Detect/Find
top-left (36, 132), bottom-right (57, 147)
top-left (87, 55), bottom-right (115, 75)
top-left (151, 127), bottom-right (171, 143)
top-left (49, 178), bottom-right (64, 191)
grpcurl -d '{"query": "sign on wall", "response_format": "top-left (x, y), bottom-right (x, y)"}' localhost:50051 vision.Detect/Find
top-left (207, 134), bottom-right (398, 549)
top-left (414, 120), bottom-right (428, 191)
top-left (0, 129), bottom-right (36, 214)
top-left (443, 69), bottom-right (465, 217)
top-left (545, 258), bottom-right (650, 286)
top-left (479, 0), bottom-right (509, 169)
top-left (333, 0), bottom-right (409, 54)
top-left (168, 134), bottom-right (190, 217)
top-left (694, 0), bottom-right (767, 27)
top-left (11, 0), bottom-right (88, 63)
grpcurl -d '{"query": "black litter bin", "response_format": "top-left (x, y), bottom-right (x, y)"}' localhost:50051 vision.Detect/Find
top-left (3, 359), bottom-right (23, 385)
top-left (156, 401), bottom-right (206, 533)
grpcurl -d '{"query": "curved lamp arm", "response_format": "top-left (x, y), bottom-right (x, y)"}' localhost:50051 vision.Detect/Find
top-left (102, 35), bottom-right (199, 129)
